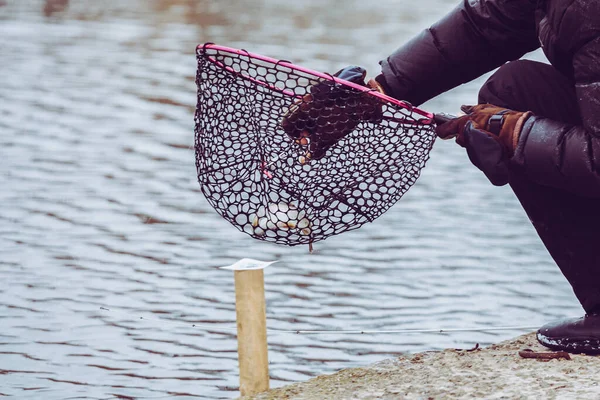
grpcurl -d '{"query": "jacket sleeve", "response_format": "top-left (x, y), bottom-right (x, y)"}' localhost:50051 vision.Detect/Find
top-left (379, 0), bottom-right (540, 105)
top-left (513, 35), bottom-right (600, 198)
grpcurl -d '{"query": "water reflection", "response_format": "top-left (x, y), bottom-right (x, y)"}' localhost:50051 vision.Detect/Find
top-left (43, 0), bottom-right (68, 17)
top-left (0, 0), bottom-right (581, 399)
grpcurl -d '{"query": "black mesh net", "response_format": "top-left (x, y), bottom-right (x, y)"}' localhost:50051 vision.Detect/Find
top-left (195, 44), bottom-right (436, 246)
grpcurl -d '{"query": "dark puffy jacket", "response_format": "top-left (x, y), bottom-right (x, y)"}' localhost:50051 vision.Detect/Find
top-left (380, 0), bottom-right (600, 197)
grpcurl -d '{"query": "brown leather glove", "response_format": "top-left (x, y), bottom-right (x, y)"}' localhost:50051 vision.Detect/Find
top-left (436, 104), bottom-right (533, 186)
top-left (436, 104), bottom-right (532, 158)
top-left (281, 66), bottom-right (384, 161)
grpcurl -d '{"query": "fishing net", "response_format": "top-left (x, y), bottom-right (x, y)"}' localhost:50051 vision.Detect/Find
top-left (195, 43), bottom-right (436, 247)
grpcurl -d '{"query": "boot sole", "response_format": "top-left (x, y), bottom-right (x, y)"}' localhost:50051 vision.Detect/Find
top-left (537, 332), bottom-right (600, 355)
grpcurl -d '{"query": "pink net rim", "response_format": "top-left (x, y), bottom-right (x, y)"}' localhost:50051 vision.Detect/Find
top-left (197, 43), bottom-right (435, 123)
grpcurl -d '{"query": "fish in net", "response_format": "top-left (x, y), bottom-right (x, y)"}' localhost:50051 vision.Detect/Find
top-left (195, 43), bottom-right (437, 247)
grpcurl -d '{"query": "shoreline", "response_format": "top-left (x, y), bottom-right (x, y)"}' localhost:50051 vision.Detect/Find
top-left (243, 333), bottom-right (600, 399)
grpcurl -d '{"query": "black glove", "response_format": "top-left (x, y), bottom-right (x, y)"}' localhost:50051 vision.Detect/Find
top-left (461, 121), bottom-right (511, 186)
top-left (281, 66), bottom-right (384, 160)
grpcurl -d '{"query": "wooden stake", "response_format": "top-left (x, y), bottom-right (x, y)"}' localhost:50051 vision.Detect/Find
top-left (234, 269), bottom-right (269, 396)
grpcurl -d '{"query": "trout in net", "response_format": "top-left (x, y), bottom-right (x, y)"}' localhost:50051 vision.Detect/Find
top-left (195, 43), bottom-right (437, 248)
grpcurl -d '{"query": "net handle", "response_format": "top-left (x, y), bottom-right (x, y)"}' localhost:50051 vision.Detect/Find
top-left (197, 43), bottom-right (435, 123)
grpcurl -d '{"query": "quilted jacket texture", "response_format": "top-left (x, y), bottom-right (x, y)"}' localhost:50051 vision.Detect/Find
top-left (381, 0), bottom-right (600, 197)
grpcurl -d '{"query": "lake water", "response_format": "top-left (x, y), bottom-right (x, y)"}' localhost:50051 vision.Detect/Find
top-left (0, 0), bottom-right (584, 398)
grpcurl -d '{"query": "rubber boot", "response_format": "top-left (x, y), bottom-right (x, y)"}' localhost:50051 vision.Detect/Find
top-left (537, 314), bottom-right (600, 354)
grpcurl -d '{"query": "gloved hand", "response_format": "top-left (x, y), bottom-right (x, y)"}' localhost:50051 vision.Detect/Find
top-left (435, 104), bottom-right (533, 186)
top-left (281, 66), bottom-right (385, 161)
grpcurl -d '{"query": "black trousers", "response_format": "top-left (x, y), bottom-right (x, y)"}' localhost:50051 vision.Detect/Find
top-left (478, 60), bottom-right (600, 315)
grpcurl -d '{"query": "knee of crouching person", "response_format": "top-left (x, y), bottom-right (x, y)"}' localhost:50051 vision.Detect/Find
top-left (477, 60), bottom-right (538, 107)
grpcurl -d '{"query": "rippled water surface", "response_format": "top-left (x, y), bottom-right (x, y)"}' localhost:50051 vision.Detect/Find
top-left (0, 0), bottom-right (584, 398)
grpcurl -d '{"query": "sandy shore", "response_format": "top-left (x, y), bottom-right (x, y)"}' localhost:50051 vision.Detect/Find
top-left (243, 333), bottom-right (600, 399)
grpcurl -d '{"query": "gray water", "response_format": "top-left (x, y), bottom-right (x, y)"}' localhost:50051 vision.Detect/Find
top-left (0, 0), bottom-right (583, 398)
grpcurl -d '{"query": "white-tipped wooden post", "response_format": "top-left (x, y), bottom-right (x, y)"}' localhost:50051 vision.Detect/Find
top-left (234, 268), bottom-right (269, 396)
